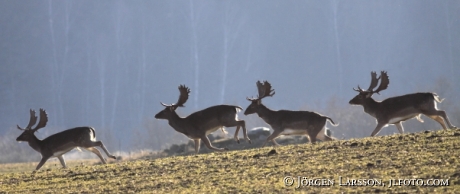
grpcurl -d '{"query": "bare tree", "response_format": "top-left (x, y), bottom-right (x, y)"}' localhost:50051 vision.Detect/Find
top-left (219, 1), bottom-right (246, 104)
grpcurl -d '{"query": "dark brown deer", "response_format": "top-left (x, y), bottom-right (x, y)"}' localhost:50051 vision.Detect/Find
top-left (244, 81), bottom-right (338, 147)
top-left (16, 109), bottom-right (117, 171)
top-left (155, 85), bottom-right (251, 154)
top-left (349, 71), bottom-right (457, 136)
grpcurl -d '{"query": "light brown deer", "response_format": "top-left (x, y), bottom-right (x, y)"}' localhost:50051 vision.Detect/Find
top-left (16, 109), bottom-right (117, 171)
top-left (349, 71), bottom-right (457, 136)
top-left (244, 81), bottom-right (338, 147)
top-left (155, 85), bottom-right (251, 154)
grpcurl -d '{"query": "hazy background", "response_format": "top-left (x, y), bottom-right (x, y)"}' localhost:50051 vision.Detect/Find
top-left (1, 0), bottom-right (459, 163)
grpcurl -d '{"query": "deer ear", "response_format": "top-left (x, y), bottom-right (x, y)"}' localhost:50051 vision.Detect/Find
top-left (365, 93), bottom-right (373, 98)
top-left (257, 100), bottom-right (261, 105)
top-left (169, 106), bottom-right (175, 111)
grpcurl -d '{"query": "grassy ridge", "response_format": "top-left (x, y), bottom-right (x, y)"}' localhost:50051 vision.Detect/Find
top-left (1, 129), bottom-right (460, 193)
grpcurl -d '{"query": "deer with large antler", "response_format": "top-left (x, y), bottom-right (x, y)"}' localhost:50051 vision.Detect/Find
top-left (16, 108), bottom-right (117, 171)
top-left (155, 85), bottom-right (251, 154)
top-left (244, 81), bottom-right (338, 147)
top-left (349, 71), bottom-right (457, 136)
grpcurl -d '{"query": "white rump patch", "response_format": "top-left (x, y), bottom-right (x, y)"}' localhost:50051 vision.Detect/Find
top-left (90, 130), bottom-right (96, 141)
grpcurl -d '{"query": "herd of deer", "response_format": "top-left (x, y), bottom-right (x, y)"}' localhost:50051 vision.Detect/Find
top-left (15, 71), bottom-right (457, 171)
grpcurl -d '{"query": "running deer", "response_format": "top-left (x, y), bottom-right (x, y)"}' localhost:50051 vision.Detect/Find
top-left (16, 109), bottom-right (117, 171)
top-left (155, 85), bottom-right (251, 154)
top-left (244, 81), bottom-right (338, 147)
top-left (349, 71), bottom-right (457, 136)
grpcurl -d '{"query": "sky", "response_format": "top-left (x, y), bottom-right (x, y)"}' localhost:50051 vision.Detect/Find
top-left (0, 0), bottom-right (459, 152)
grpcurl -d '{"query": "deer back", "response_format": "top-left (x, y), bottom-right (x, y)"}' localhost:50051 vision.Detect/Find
top-left (40, 127), bottom-right (95, 152)
top-left (378, 92), bottom-right (437, 115)
top-left (186, 105), bottom-right (242, 129)
top-left (268, 109), bottom-right (327, 128)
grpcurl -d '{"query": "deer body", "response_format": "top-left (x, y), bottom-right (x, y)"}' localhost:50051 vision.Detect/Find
top-left (155, 85), bottom-right (250, 154)
top-left (245, 81), bottom-right (337, 147)
top-left (160, 105), bottom-right (243, 139)
top-left (360, 93), bottom-right (437, 123)
top-left (350, 71), bottom-right (456, 136)
top-left (16, 109), bottom-right (116, 171)
top-left (20, 127), bottom-right (95, 156)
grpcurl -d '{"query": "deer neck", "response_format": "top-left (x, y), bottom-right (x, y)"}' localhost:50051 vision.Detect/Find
top-left (27, 135), bottom-right (43, 153)
top-left (255, 104), bottom-right (276, 123)
top-left (167, 112), bottom-right (189, 134)
top-left (362, 98), bottom-right (381, 118)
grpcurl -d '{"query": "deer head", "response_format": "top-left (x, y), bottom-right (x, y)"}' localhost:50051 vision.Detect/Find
top-left (16, 109), bottom-right (48, 142)
top-left (155, 85), bottom-right (190, 119)
top-left (244, 80), bottom-right (275, 115)
top-left (349, 71), bottom-right (389, 105)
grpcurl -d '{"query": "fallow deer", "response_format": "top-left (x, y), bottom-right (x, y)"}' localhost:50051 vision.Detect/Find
top-left (155, 85), bottom-right (251, 154)
top-left (16, 109), bottom-right (117, 171)
top-left (244, 81), bottom-right (338, 147)
top-left (349, 71), bottom-right (457, 136)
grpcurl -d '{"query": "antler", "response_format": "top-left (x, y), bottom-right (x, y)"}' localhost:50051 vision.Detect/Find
top-left (17, 109), bottom-right (37, 130)
top-left (159, 85), bottom-right (190, 108)
top-left (246, 81), bottom-right (276, 101)
top-left (352, 85), bottom-right (364, 92)
top-left (367, 71), bottom-right (380, 91)
top-left (174, 85), bottom-right (190, 108)
top-left (256, 81), bottom-right (275, 99)
top-left (372, 71), bottom-right (389, 94)
top-left (32, 108), bottom-right (48, 132)
top-left (353, 71), bottom-right (389, 94)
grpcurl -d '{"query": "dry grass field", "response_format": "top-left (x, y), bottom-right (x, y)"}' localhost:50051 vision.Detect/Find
top-left (1, 128), bottom-right (460, 193)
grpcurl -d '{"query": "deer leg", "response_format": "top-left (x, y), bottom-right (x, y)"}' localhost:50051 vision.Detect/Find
top-left (427, 115), bottom-right (448, 130)
top-left (200, 135), bottom-right (228, 152)
top-left (318, 132), bottom-right (334, 141)
top-left (310, 135), bottom-right (317, 144)
top-left (239, 120), bottom-right (251, 144)
top-left (263, 129), bottom-right (283, 147)
top-left (220, 127), bottom-right (229, 136)
top-left (85, 141), bottom-right (116, 159)
top-left (233, 125), bottom-right (241, 144)
top-left (194, 139), bottom-right (201, 154)
top-left (394, 122), bottom-right (404, 134)
top-left (370, 122), bottom-right (387, 137)
top-left (57, 155), bottom-right (67, 168)
top-left (271, 139), bottom-right (281, 146)
top-left (423, 107), bottom-right (456, 129)
top-left (84, 147), bottom-right (107, 164)
top-left (96, 141), bottom-right (116, 159)
top-left (433, 110), bottom-right (456, 129)
top-left (231, 120), bottom-right (251, 144)
top-left (36, 155), bottom-right (51, 170)
top-left (316, 126), bottom-right (334, 141)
